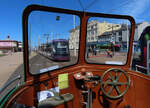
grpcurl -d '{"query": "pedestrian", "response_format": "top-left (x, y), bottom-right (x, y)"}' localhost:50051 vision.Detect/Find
top-left (107, 49), bottom-right (113, 57)
top-left (86, 47), bottom-right (89, 58)
top-left (8, 50), bottom-right (12, 55)
top-left (93, 46), bottom-right (96, 55)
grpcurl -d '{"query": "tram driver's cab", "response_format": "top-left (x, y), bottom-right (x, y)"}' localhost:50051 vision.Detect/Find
top-left (2, 4), bottom-right (150, 108)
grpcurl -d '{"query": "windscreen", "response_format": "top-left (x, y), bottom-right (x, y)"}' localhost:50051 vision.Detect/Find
top-left (28, 11), bottom-right (80, 74)
top-left (85, 17), bottom-right (131, 65)
top-left (53, 41), bottom-right (69, 54)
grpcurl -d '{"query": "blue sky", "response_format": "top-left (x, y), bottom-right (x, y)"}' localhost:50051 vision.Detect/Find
top-left (0, 0), bottom-right (150, 42)
top-left (28, 10), bottom-right (80, 46)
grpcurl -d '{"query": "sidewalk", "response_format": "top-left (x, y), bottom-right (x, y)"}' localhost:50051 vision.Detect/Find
top-left (0, 52), bottom-right (23, 87)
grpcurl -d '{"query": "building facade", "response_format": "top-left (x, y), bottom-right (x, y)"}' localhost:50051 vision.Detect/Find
top-left (98, 21), bottom-right (150, 51)
top-left (0, 40), bottom-right (23, 53)
top-left (134, 22), bottom-right (150, 41)
top-left (0, 40), bottom-right (18, 53)
top-left (69, 20), bottom-right (121, 50)
top-left (98, 24), bottom-right (129, 43)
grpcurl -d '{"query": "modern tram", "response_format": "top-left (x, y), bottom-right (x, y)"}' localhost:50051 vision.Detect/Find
top-left (38, 39), bottom-right (70, 61)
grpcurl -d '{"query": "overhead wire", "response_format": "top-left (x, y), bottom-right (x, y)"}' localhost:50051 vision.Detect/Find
top-left (77, 0), bottom-right (85, 11)
top-left (105, 0), bottom-right (133, 13)
top-left (76, 0), bottom-right (132, 14)
top-left (100, 0), bottom-right (150, 22)
top-left (84, 0), bottom-right (100, 11)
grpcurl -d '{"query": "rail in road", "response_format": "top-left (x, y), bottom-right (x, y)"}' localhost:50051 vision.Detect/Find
top-left (30, 52), bottom-right (77, 74)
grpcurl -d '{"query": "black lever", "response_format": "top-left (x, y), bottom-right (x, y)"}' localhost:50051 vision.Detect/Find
top-left (90, 75), bottom-right (101, 81)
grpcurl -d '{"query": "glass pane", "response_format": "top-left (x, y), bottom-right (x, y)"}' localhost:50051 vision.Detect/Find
top-left (28, 11), bottom-right (80, 74)
top-left (85, 17), bottom-right (131, 65)
top-left (149, 42), bottom-right (150, 59)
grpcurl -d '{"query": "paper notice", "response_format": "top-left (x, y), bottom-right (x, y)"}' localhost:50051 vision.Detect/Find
top-left (58, 73), bottom-right (68, 89)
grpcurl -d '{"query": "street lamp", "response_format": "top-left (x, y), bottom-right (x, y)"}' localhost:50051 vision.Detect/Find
top-left (73, 15), bottom-right (76, 56)
top-left (43, 34), bottom-right (49, 53)
top-left (108, 24), bottom-right (120, 44)
top-left (107, 24), bottom-right (120, 55)
top-left (126, 21), bottom-right (129, 51)
top-left (43, 34), bottom-right (49, 44)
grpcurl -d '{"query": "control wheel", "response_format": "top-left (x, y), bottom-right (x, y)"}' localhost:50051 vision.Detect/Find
top-left (100, 68), bottom-right (130, 99)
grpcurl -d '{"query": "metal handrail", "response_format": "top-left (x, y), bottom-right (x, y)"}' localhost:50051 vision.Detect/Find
top-left (135, 65), bottom-right (148, 71)
top-left (0, 75), bottom-right (21, 94)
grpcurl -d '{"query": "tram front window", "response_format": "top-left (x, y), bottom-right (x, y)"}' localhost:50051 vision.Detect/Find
top-left (54, 41), bottom-right (69, 55)
top-left (28, 11), bottom-right (80, 74)
top-left (85, 17), bottom-right (131, 65)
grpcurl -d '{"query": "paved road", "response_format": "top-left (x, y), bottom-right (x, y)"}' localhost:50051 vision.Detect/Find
top-left (87, 52), bottom-right (127, 64)
top-left (0, 52), bottom-right (77, 98)
top-left (0, 51), bottom-right (127, 84)
top-left (0, 51), bottom-right (128, 98)
top-left (30, 52), bottom-right (77, 74)
top-left (0, 52), bottom-right (23, 88)
top-left (0, 52), bottom-right (24, 98)
top-left (0, 51), bottom-right (126, 88)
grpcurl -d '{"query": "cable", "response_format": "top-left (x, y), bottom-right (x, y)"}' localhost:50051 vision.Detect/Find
top-left (101, 0), bottom-right (149, 22)
top-left (77, 0), bottom-right (85, 11)
top-left (105, 0), bottom-right (133, 13)
top-left (84, 0), bottom-right (100, 11)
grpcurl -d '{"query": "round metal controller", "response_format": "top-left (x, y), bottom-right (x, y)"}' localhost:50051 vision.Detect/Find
top-left (100, 68), bottom-right (130, 99)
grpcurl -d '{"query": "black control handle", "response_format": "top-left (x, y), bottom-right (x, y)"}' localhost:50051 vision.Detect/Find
top-left (90, 75), bottom-right (101, 81)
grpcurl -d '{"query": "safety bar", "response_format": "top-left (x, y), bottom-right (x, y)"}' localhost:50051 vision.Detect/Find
top-left (135, 65), bottom-right (147, 71)
top-left (0, 75), bottom-right (21, 94)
